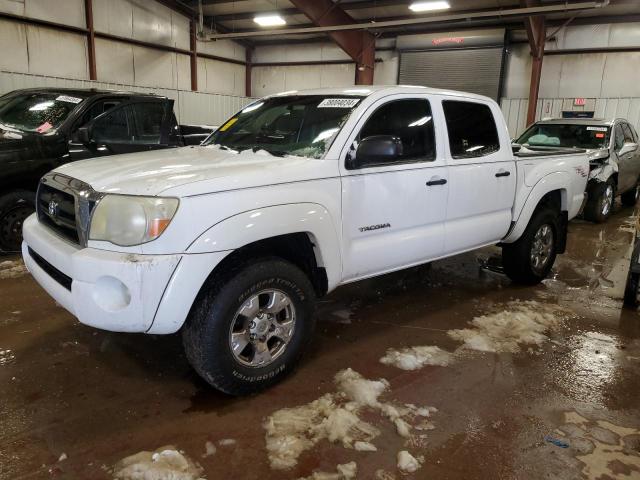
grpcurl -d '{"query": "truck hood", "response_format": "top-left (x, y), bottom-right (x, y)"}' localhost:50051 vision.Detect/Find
top-left (54, 145), bottom-right (339, 197)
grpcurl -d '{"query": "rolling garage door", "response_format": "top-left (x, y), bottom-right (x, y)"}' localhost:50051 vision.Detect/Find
top-left (396, 29), bottom-right (506, 101)
top-left (398, 47), bottom-right (504, 100)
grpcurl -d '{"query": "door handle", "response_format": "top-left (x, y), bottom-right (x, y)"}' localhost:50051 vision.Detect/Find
top-left (426, 178), bottom-right (447, 186)
top-left (495, 170), bottom-right (511, 177)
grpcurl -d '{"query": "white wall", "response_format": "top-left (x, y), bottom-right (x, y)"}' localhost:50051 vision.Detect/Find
top-left (0, 0), bottom-right (249, 123)
top-left (250, 42), bottom-right (399, 97)
top-left (502, 22), bottom-right (640, 135)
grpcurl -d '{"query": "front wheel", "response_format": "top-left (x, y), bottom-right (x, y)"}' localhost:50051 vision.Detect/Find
top-left (502, 207), bottom-right (559, 285)
top-left (584, 180), bottom-right (615, 223)
top-left (182, 258), bottom-right (316, 395)
top-left (0, 191), bottom-right (35, 253)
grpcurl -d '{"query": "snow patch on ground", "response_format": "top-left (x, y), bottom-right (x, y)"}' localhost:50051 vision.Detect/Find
top-left (379, 345), bottom-right (453, 370)
top-left (298, 461), bottom-right (357, 480)
top-left (448, 301), bottom-right (567, 353)
top-left (112, 447), bottom-right (205, 480)
top-left (396, 450), bottom-right (422, 473)
top-left (0, 260), bottom-right (28, 279)
top-left (264, 368), bottom-right (437, 471)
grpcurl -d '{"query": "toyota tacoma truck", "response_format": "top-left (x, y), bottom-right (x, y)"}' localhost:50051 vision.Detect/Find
top-left (0, 87), bottom-right (214, 252)
top-left (22, 86), bottom-right (589, 395)
top-left (515, 118), bottom-right (640, 223)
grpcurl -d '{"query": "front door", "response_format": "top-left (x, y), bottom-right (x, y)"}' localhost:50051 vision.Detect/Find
top-left (440, 98), bottom-right (517, 253)
top-left (340, 95), bottom-right (449, 281)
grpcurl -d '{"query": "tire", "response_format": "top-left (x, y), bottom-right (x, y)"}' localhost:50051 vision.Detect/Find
top-left (0, 190), bottom-right (36, 253)
top-left (182, 258), bottom-right (316, 395)
top-left (620, 179), bottom-right (640, 207)
top-left (502, 207), bottom-right (559, 285)
top-left (623, 271), bottom-right (639, 308)
top-left (583, 179), bottom-right (615, 223)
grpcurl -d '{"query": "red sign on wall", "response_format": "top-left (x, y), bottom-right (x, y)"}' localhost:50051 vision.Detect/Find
top-left (574, 98), bottom-right (586, 106)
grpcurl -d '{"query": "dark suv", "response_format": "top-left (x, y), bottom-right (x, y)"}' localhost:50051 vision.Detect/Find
top-left (0, 88), bottom-right (212, 251)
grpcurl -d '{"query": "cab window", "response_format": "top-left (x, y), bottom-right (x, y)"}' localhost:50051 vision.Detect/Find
top-left (614, 125), bottom-right (625, 151)
top-left (443, 100), bottom-right (500, 158)
top-left (357, 99), bottom-right (436, 164)
top-left (92, 105), bottom-right (134, 144)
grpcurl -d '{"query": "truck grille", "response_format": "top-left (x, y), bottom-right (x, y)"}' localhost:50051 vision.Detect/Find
top-left (37, 183), bottom-right (79, 243)
top-left (36, 173), bottom-right (101, 246)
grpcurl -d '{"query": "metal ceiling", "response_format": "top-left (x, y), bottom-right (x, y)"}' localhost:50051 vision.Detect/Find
top-left (168, 0), bottom-right (640, 44)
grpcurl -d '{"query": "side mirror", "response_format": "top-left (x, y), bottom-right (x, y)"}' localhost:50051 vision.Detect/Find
top-left (620, 142), bottom-right (639, 156)
top-left (511, 143), bottom-right (522, 153)
top-left (349, 135), bottom-right (403, 169)
top-left (77, 125), bottom-right (93, 145)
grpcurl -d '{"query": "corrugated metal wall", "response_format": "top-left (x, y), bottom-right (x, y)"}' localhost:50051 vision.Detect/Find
top-left (0, 70), bottom-right (252, 126)
top-left (500, 97), bottom-right (640, 137)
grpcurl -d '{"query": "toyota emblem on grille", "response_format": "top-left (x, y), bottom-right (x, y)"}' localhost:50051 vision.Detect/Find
top-left (48, 200), bottom-right (59, 216)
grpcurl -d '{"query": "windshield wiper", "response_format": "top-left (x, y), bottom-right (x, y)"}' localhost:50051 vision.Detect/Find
top-left (254, 147), bottom-right (287, 157)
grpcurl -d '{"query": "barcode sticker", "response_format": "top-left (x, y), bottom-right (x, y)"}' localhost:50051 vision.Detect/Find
top-left (318, 98), bottom-right (360, 108)
top-left (56, 95), bottom-right (83, 104)
top-left (587, 126), bottom-right (607, 132)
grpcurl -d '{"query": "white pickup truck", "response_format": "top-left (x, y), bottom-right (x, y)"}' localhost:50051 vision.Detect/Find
top-left (22, 86), bottom-right (589, 395)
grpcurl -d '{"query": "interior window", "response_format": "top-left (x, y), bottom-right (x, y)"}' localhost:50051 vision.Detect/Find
top-left (92, 106), bottom-right (133, 144)
top-left (132, 102), bottom-right (165, 144)
top-left (358, 99), bottom-right (435, 163)
top-left (614, 125), bottom-right (625, 151)
top-left (443, 100), bottom-right (500, 159)
top-left (80, 100), bottom-right (120, 126)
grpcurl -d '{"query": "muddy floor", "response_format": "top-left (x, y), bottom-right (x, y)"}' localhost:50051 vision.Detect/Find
top-left (1, 205), bottom-right (640, 480)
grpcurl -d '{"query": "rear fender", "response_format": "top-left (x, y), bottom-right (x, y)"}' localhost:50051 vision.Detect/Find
top-left (502, 172), bottom-right (570, 244)
top-left (186, 202), bottom-right (342, 290)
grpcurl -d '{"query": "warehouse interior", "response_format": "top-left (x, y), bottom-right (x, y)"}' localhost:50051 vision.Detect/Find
top-left (2, 0), bottom-right (640, 479)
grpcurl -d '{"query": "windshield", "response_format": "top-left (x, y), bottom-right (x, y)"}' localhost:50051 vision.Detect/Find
top-left (0, 92), bottom-right (87, 133)
top-left (517, 123), bottom-right (610, 150)
top-left (205, 95), bottom-right (362, 159)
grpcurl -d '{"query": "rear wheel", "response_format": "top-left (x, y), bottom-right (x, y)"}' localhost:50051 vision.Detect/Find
top-left (620, 179), bottom-right (640, 207)
top-left (502, 207), bottom-right (559, 285)
top-left (182, 258), bottom-right (316, 395)
top-left (0, 191), bottom-right (35, 253)
top-left (584, 179), bottom-right (615, 223)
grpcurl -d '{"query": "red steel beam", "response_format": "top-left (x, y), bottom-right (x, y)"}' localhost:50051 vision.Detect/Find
top-left (522, 0), bottom-right (545, 126)
top-left (288, 0), bottom-right (375, 85)
top-left (84, 0), bottom-right (97, 80)
top-left (190, 19), bottom-right (198, 91)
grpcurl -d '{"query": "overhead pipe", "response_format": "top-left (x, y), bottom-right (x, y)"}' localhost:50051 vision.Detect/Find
top-left (203, 2), bottom-right (608, 40)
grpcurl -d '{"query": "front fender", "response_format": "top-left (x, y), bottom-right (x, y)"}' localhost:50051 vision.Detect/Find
top-left (503, 171), bottom-right (577, 244)
top-left (186, 202), bottom-right (342, 290)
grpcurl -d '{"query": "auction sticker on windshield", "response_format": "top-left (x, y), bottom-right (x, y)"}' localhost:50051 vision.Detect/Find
top-left (56, 95), bottom-right (83, 104)
top-left (318, 98), bottom-right (360, 108)
top-left (586, 126), bottom-right (608, 132)
top-left (219, 117), bottom-right (238, 132)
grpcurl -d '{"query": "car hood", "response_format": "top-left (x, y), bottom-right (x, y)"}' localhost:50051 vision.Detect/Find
top-left (53, 145), bottom-right (339, 197)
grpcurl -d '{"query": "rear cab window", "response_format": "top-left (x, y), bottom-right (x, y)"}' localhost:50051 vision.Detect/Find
top-left (442, 100), bottom-right (500, 159)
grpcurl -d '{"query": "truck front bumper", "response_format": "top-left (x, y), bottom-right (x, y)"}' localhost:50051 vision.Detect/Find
top-left (22, 214), bottom-right (227, 334)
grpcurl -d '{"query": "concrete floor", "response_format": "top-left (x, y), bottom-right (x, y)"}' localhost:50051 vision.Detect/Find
top-left (1, 206), bottom-right (640, 480)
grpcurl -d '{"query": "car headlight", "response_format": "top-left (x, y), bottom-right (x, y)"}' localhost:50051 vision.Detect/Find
top-left (89, 195), bottom-right (179, 246)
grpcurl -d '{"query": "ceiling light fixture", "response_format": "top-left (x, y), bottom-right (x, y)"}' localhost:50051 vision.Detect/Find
top-left (254, 14), bottom-right (286, 27)
top-left (409, 1), bottom-right (451, 12)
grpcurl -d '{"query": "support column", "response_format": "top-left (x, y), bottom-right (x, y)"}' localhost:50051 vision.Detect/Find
top-left (190, 19), bottom-right (198, 91)
top-left (523, 0), bottom-right (545, 126)
top-left (84, 0), bottom-right (96, 80)
top-left (355, 31), bottom-right (375, 85)
top-left (245, 47), bottom-right (253, 97)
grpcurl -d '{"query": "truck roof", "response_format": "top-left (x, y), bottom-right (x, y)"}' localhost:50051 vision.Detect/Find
top-left (269, 85), bottom-right (494, 102)
top-left (1, 87), bottom-right (168, 100)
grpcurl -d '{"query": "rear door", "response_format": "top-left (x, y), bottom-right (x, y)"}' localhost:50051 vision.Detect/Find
top-left (619, 122), bottom-right (640, 192)
top-left (340, 94), bottom-right (449, 281)
top-left (441, 98), bottom-right (516, 253)
top-left (130, 99), bottom-right (175, 150)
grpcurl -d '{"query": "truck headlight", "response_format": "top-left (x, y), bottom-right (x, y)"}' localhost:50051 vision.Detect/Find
top-left (89, 195), bottom-right (179, 246)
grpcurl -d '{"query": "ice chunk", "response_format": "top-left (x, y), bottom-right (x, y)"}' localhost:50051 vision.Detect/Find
top-left (397, 450), bottom-right (421, 473)
top-left (112, 447), bottom-right (204, 480)
top-left (380, 345), bottom-right (452, 370)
